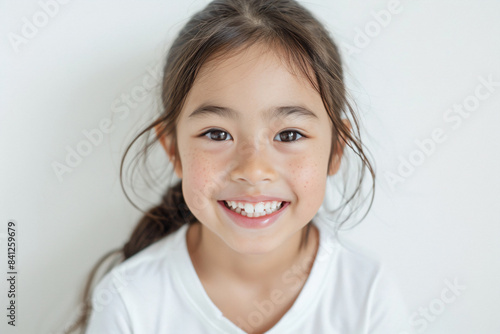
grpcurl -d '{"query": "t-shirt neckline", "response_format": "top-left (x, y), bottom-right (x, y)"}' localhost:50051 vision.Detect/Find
top-left (170, 218), bottom-right (337, 333)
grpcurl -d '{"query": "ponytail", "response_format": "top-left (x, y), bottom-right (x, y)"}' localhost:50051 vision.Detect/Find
top-left (65, 180), bottom-right (196, 333)
top-left (123, 180), bottom-right (196, 259)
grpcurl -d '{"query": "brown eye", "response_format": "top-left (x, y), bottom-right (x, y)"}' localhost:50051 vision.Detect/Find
top-left (202, 129), bottom-right (232, 141)
top-left (275, 130), bottom-right (304, 142)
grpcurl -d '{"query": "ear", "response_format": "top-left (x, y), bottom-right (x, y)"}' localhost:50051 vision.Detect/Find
top-left (328, 119), bottom-right (351, 176)
top-left (154, 124), bottom-right (182, 179)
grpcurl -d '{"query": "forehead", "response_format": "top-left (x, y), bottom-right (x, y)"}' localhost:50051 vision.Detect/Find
top-left (180, 44), bottom-right (327, 121)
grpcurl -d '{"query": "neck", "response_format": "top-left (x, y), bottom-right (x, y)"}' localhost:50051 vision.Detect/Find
top-left (186, 222), bottom-right (319, 290)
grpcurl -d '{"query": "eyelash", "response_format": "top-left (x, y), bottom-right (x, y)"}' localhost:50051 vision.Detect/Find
top-left (200, 128), bottom-right (306, 143)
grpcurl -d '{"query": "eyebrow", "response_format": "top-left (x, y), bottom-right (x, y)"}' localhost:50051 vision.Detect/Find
top-left (188, 104), bottom-right (319, 121)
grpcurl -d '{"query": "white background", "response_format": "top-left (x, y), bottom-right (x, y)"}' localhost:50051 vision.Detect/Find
top-left (1, 0), bottom-right (499, 333)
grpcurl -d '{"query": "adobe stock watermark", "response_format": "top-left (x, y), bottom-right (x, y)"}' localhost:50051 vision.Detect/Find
top-left (341, 0), bottom-right (403, 57)
top-left (398, 277), bottom-right (466, 333)
top-left (53, 267), bottom-right (133, 334)
top-left (51, 62), bottom-right (162, 183)
top-left (7, 0), bottom-right (72, 54)
top-left (384, 74), bottom-right (499, 190)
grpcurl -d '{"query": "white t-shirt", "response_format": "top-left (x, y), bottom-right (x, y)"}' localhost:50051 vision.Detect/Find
top-left (86, 216), bottom-right (413, 334)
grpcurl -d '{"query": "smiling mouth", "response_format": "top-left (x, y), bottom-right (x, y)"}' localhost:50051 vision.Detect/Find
top-left (221, 200), bottom-right (288, 218)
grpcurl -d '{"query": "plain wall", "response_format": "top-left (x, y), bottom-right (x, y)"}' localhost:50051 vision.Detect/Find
top-left (1, 0), bottom-right (499, 333)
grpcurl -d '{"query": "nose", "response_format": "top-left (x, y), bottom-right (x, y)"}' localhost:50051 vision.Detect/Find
top-left (230, 141), bottom-right (277, 186)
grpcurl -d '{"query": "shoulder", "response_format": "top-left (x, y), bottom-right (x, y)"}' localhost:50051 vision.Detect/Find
top-left (314, 218), bottom-right (382, 284)
top-left (86, 224), bottom-right (189, 333)
top-left (335, 237), bottom-right (388, 294)
top-left (314, 218), bottom-right (396, 291)
top-left (96, 227), bottom-right (181, 287)
top-left (314, 220), bottom-right (412, 332)
top-left (333, 236), bottom-right (407, 306)
top-left (334, 241), bottom-right (413, 333)
top-left (334, 239), bottom-right (401, 305)
top-left (326, 235), bottom-right (385, 303)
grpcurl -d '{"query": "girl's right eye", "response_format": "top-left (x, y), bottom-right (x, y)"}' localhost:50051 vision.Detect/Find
top-left (201, 129), bottom-right (233, 141)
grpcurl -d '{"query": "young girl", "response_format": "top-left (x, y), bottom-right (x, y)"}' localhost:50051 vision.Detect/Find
top-left (69, 0), bottom-right (412, 333)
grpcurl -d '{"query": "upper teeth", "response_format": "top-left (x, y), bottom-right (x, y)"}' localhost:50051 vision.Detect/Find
top-left (224, 201), bottom-right (282, 213)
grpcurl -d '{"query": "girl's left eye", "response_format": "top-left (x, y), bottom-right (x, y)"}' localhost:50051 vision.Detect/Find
top-left (274, 130), bottom-right (305, 142)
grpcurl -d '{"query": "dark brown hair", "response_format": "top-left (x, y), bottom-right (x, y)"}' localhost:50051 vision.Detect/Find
top-left (65, 0), bottom-right (375, 332)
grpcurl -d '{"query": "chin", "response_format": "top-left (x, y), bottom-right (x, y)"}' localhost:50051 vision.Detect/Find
top-left (224, 232), bottom-right (286, 255)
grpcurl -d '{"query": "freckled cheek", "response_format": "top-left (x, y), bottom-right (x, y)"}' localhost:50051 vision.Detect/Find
top-left (181, 150), bottom-right (227, 201)
top-left (288, 154), bottom-right (328, 206)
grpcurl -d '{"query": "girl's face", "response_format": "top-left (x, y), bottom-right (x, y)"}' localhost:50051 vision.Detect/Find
top-left (162, 44), bottom-right (342, 254)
